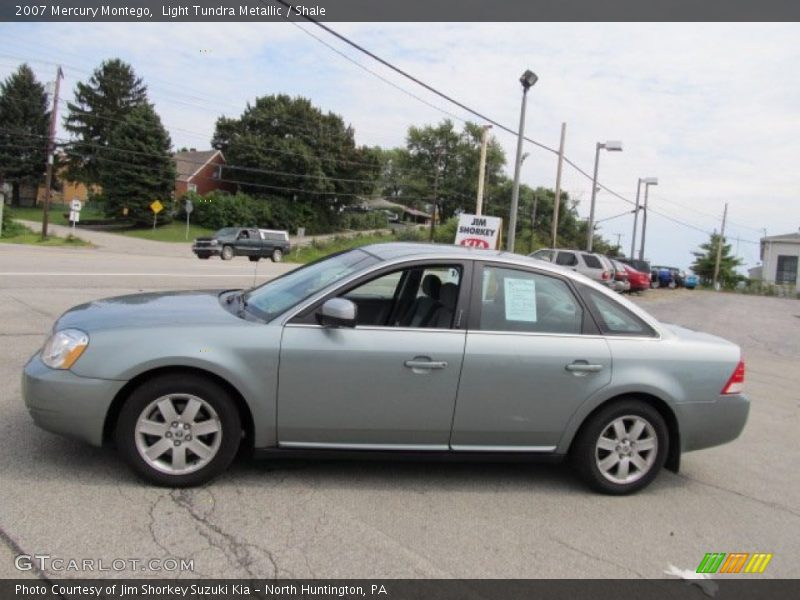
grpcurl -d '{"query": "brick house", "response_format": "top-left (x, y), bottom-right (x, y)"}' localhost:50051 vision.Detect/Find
top-left (174, 149), bottom-right (234, 198)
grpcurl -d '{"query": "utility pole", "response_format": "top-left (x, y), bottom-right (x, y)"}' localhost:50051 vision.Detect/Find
top-left (41, 66), bottom-right (63, 240)
top-left (712, 203), bottom-right (728, 290)
top-left (762, 228), bottom-right (771, 283)
top-left (614, 232), bottom-right (622, 250)
top-left (638, 178), bottom-right (658, 260)
top-left (530, 194), bottom-right (538, 252)
top-left (551, 122), bottom-right (566, 248)
top-left (475, 124), bottom-right (492, 215)
top-left (630, 178), bottom-right (642, 259)
top-left (428, 147), bottom-right (445, 242)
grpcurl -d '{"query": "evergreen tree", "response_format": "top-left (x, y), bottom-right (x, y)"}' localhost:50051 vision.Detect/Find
top-left (690, 233), bottom-right (743, 286)
top-left (99, 104), bottom-right (175, 225)
top-left (0, 64), bottom-right (49, 205)
top-left (64, 58), bottom-right (148, 186)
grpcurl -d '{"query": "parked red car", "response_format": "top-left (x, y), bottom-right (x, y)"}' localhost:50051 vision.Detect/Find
top-left (622, 263), bottom-right (651, 292)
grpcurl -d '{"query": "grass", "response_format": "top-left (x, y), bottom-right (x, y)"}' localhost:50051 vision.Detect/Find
top-left (117, 220), bottom-right (216, 242)
top-left (288, 232), bottom-right (396, 264)
top-left (0, 224), bottom-right (92, 247)
top-left (11, 203), bottom-right (104, 226)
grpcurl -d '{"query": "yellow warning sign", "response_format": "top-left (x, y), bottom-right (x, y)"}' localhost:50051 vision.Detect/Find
top-left (150, 200), bottom-right (164, 214)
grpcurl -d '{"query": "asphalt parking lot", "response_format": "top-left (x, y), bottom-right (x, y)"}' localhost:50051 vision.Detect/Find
top-left (0, 242), bottom-right (798, 580)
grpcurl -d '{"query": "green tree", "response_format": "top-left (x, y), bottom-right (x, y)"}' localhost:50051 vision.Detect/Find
top-left (690, 233), bottom-right (743, 287)
top-left (0, 64), bottom-right (49, 206)
top-left (211, 94), bottom-right (380, 233)
top-left (402, 120), bottom-right (505, 219)
top-left (98, 104), bottom-right (175, 225)
top-left (64, 58), bottom-right (148, 186)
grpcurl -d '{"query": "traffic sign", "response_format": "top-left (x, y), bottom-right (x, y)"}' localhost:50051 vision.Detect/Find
top-left (150, 200), bottom-right (164, 214)
top-left (69, 210), bottom-right (80, 223)
top-left (184, 199), bottom-right (194, 214)
top-left (70, 198), bottom-right (82, 212)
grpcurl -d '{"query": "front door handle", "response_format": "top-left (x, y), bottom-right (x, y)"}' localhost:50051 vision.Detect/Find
top-left (404, 357), bottom-right (448, 371)
top-left (565, 360), bottom-right (604, 374)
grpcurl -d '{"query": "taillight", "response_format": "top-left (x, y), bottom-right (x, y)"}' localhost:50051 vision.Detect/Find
top-left (721, 360), bottom-right (745, 395)
top-left (601, 271), bottom-right (610, 280)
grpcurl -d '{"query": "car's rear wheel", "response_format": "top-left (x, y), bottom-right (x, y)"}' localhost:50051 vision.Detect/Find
top-left (116, 374), bottom-right (241, 487)
top-left (220, 245), bottom-right (234, 261)
top-left (572, 399), bottom-right (668, 494)
top-left (271, 248), bottom-right (283, 262)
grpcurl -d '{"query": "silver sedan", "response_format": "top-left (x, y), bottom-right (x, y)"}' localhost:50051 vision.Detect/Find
top-left (22, 243), bottom-right (749, 494)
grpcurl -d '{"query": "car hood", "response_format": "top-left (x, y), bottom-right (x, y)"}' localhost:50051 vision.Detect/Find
top-left (54, 290), bottom-right (241, 332)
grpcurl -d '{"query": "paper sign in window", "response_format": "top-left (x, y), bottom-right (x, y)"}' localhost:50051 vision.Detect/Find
top-left (504, 277), bottom-right (537, 322)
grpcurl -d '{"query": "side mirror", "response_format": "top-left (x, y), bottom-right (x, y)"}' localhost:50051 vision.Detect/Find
top-left (316, 298), bottom-right (357, 328)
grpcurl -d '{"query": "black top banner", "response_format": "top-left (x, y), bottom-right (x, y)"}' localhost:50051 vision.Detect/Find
top-left (3, 0), bottom-right (800, 22)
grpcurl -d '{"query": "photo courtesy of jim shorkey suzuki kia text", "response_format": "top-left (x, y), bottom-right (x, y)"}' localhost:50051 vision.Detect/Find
top-left (14, 583), bottom-right (386, 597)
top-left (22, 4), bottom-right (328, 19)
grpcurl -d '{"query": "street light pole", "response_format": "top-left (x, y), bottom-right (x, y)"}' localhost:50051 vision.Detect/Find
top-left (638, 177), bottom-right (658, 260)
top-left (630, 178), bottom-right (642, 259)
top-left (508, 69), bottom-right (537, 253)
top-left (475, 124), bottom-right (492, 216)
top-left (586, 140), bottom-right (623, 251)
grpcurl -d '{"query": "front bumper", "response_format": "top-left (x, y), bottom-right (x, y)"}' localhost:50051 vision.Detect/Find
top-left (192, 245), bottom-right (221, 257)
top-left (676, 394), bottom-right (750, 453)
top-left (22, 353), bottom-right (127, 447)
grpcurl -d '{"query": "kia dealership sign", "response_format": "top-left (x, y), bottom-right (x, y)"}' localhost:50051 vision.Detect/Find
top-left (454, 214), bottom-right (502, 249)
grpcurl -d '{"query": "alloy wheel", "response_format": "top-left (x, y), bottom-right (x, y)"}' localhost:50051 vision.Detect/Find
top-left (595, 415), bottom-right (658, 484)
top-left (134, 394), bottom-right (222, 475)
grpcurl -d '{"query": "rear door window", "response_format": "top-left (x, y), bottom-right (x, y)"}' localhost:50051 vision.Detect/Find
top-left (478, 266), bottom-right (583, 334)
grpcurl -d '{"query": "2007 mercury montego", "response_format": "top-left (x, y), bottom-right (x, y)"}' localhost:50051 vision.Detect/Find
top-left (22, 243), bottom-right (748, 494)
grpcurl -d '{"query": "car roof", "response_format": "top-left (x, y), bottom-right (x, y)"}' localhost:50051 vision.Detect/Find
top-left (359, 242), bottom-right (582, 277)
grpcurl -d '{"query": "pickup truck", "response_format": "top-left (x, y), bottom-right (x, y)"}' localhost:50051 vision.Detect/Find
top-left (192, 227), bottom-right (291, 262)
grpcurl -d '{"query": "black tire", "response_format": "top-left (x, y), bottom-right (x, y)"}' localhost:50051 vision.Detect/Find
top-left (248, 256), bottom-right (260, 262)
top-left (116, 374), bottom-right (242, 487)
top-left (271, 248), bottom-right (283, 262)
top-left (571, 398), bottom-right (669, 495)
top-left (220, 245), bottom-right (234, 261)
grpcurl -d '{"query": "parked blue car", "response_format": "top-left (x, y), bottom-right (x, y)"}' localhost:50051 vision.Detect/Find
top-left (685, 274), bottom-right (699, 289)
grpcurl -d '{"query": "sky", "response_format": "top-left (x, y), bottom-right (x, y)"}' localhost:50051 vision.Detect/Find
top-left (1, 21), bottom-right (798, 270)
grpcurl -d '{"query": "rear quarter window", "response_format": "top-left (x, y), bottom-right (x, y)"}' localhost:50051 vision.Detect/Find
top-left (581, 254), bottom-right (603, 269)
top-left (580, 286), bottom-right (657, 337)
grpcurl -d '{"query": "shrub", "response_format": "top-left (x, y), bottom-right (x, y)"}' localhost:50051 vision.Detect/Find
top-left (1, 206), bottom-right (27, 238)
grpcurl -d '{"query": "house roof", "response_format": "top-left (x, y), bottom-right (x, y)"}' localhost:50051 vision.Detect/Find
top-left (763, 231), bottom-right (800, 243)
top-left (174, 149), bottom-right (223, 182)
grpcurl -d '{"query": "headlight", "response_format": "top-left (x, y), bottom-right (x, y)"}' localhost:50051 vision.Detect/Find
top-left (210, 240), bottom-right (219, 246)
top-left (41, 329), bottom-right (89, 370)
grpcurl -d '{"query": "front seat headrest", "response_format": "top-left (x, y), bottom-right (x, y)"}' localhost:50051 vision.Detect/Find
top-left (421, 274), bottom-right (442, 299)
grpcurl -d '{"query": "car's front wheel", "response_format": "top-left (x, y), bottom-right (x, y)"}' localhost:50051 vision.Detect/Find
top-left (571, 399), bottom-right (668, 494)
top-left (271, 248), bottom-right (283, 262)
top-left (116, 374), bottom-right (241, 487)
top-left (220, 245), bottom-right (234, 261)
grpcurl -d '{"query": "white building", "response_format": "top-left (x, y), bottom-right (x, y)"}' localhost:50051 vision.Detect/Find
top-left (760, 231), bottom-right (800, 291)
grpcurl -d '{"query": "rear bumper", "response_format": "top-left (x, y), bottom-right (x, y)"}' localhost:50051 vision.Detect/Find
top-left (676, 394), bottom-right (750, 452)
top-left (22, 353), bottom-right (126, 447)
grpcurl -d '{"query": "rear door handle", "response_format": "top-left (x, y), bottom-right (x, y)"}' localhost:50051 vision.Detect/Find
top-left (565, 361), bottom-right (604, 374)
top-left (404, 358), bottom-right (448, 370)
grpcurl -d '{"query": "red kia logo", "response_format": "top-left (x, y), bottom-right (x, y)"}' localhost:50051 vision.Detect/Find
top-left (460, 238), bottom-right (490, 248)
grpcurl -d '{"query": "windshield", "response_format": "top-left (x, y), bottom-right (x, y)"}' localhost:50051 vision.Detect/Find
top-left (215, 227), bottom-right (239, 238)
top-left (243, 249), bottom-right (380, 321)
